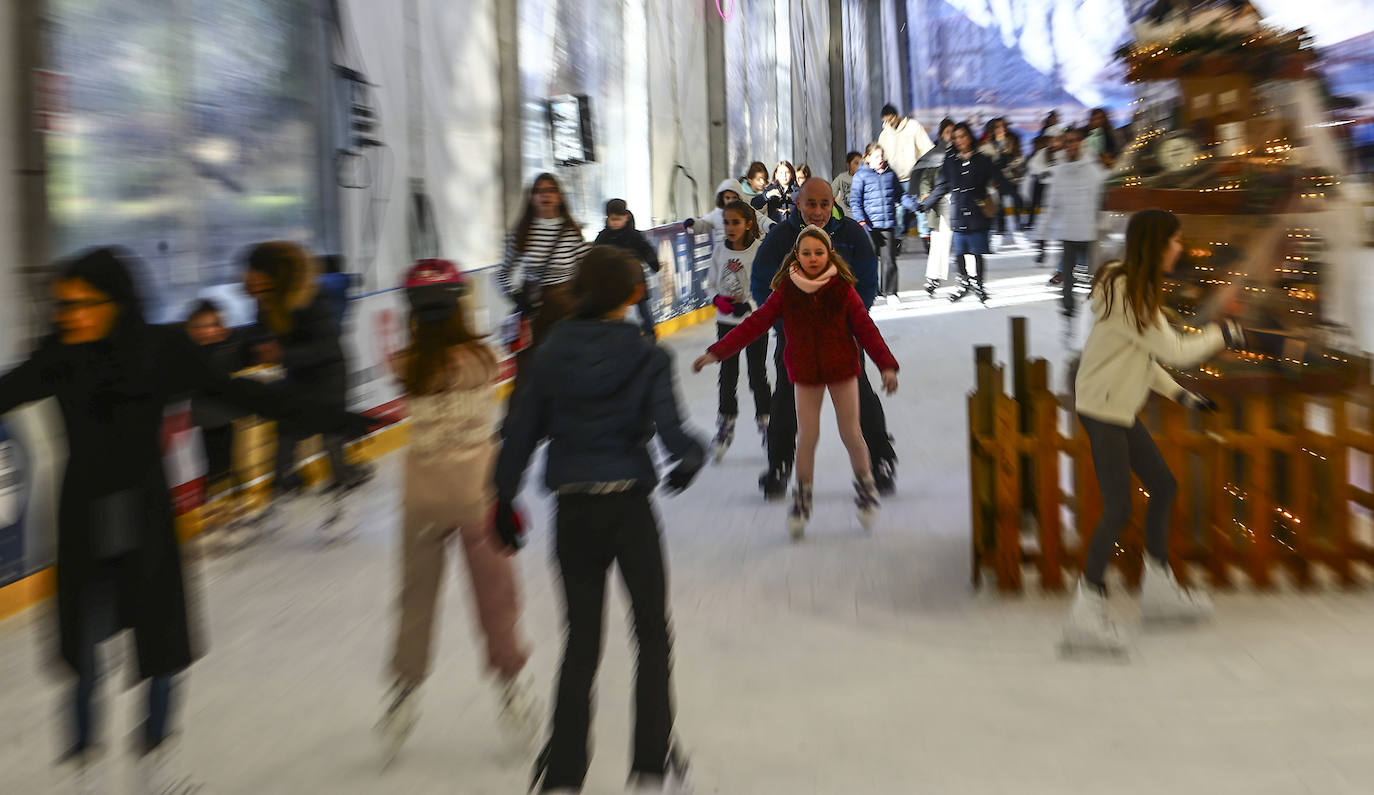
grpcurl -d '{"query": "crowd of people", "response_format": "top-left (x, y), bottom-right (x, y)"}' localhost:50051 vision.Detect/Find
top-left (0, 97), bottom-right (1244, 795)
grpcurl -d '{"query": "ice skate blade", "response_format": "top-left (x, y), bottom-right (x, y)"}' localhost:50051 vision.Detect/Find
top-left (1141, 612), bottom-right (1212, 630)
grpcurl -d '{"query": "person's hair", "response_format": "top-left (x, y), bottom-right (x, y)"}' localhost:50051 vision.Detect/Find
top-left (863, 142), bottom-right (883, 157)
top-left (774, 160), bottom-right (797, 188)
top-left (715, 183), bottom-right (741, 208)
top-left (721, 201), bottom-right (761, 247)
top-left (244, 240), bottom-right (315, 335)
top-left (399, 299), bottom-right (492, 395)
top-left (57, 246), bottom-right (154, 384)
top-left (514, 173), bottom-right (579, 253)
top-left (186, 298), bottom-right (222, 324)
top-left (880, 103), bottom-right (899, 118)
top-left (845, 151), bottom-right (862, 164)
top-left (1090, 209), bottom-right (1180, 334)
top-left (572, 246), bottom-right (641, 319)
top-left (797, 163), bottom-right (812, 181)
top-left (744, 161), bottom-right (769, 182)
top-left (951, 122), bottom-right (976, 150)
top-left (1089, 107), bottom-right (1119, 154)
top-left (1062, 125), bottom-right (1086, 142)
top-left (937, 118), bottom-right (955, 138)
top-left (980, 117), bottom-right (1004, 144)
top-left (771, 227), bottom-right (857, 290)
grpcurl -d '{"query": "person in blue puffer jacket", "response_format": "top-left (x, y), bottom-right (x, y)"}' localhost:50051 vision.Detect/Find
top-left (849, 143), bottom-right (902, 300)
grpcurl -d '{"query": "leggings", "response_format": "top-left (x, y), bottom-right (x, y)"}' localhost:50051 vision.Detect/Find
top-left (1079, 415), bottom-right (1179, 586)
top-left (794, 378), bottom-right (870, 485)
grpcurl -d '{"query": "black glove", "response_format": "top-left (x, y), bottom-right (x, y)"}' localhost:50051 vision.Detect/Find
top-left (661, 448), bottom-right (704, 496)
top-left (494, 500), bottom-right (526, 551)
top-left (731, 299), bottom-right (750, 318)
top-left (1180, 391), bottom-right (1219, 413)
top-left (683, 217), bottom-right (695, 229)
top-left (510, 290), bottom-right (535, 316)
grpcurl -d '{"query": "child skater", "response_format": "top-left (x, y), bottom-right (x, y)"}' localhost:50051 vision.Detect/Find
top-left (1063, 209), bottom-right (1245, 655)
top-left (377, 259), bottom-right (539, 760)
top-left (693, 225), bottom-right (899, 540)
top-left (495, 246), bottom-right (705, 794)
top-left (705, 201), bottom-right (771, 460)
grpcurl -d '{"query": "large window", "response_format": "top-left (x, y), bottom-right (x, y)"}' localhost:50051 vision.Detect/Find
top-left (45, 0), bottom-right (321, 322)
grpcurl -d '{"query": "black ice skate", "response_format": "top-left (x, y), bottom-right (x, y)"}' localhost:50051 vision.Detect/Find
top-left (755, 414), bottom-right (769, 448)
top-left (924, 278), bottom-right (939, 298)
top-left (873, 457), bottom-right (897, 497)
top-left (759, 463), bottom-right (791, 501)
top-left (948, 278), bottom-right (972, 303)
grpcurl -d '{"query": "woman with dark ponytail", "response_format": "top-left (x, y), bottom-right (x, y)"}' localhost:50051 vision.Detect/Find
top-left (0, 247), bottom-right (366, 792)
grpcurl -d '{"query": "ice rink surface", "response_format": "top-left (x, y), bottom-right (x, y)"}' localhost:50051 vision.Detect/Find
top-left (3, 247), bottom-right (1374, 794)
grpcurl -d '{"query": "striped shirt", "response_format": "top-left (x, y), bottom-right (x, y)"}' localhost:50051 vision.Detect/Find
top-left (499, 217), bottom-right (589, 297)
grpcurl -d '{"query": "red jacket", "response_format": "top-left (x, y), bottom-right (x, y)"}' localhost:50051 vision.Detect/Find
top-left (708, 275), bottom-right (898, 385)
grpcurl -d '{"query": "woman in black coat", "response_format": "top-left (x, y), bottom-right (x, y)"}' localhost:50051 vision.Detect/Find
top-left (0, 248), bottom-right (362, 783)
top-left (243, 241), bottom-right (365, 494)
top-left (918, 122), bottom-right (1018, 304)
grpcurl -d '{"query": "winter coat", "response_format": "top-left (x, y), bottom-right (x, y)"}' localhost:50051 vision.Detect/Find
top-left (750, 214), bottom-right (879, 310)
top-left (1075, 271), bottom-right (1225, 427)
top-left (189, 329), bottom-right (251, 430)
top-left (251, 285), bottom-right (348, 411)
top-left (849, 165), bottom-right (900, 229)
top-left (710, 274), bottom-right (898, 385)
top-left (0, 326), bottom-right (354, 678)
top-left (594, 214), bottom-right (662, 273)
top-left (1042, 155), bottom-right (1106, 243)
top-left (903, 145), bottom-right (950, 229)
top-left (878, 118), bottom-right (935, 184)
top-left (750, 182), bottom-right (799, 224)
top-left (495, 319), bottom-right (704, 500)
top-left (980, 138), bottom-right (1026, 182)
top-left (921, 150), bottom-right (1019, 233)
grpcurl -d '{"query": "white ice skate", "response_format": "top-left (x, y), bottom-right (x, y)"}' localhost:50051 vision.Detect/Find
top-left (58, 749), bottom-right (109, 795)
top-left (1139, 559), bottom-right (1212, 624)
top-left (854, 476), bottom-right (879, 532)
top-left (1060, 579), bottom-right (1128, 658)
top-left (629, 743), bottom-right (694, 794)
top-left (375, 681), bottom-right (419, 766)
top-left (135, 739), bottom-right (207, 794)
top-left (787, 484), bottom-right (812, 541)
top-left (711, 416), bottom-right (735, 464)
top-left (496, 671), bottom-right (542, 751)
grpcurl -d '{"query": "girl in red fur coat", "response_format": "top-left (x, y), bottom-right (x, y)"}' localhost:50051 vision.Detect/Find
top-left (693, 225), bottom-right (899, 540)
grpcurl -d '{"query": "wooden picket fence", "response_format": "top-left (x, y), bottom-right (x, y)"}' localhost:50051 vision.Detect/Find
top-left (969, 318), bottom-right (1374, 593)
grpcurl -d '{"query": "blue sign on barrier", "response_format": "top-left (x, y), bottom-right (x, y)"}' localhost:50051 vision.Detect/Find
top-left (0, 420), bottom-right (29, 588)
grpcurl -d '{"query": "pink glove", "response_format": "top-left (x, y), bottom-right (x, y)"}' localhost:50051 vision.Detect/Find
top-left (713, 295), bottom-right (737, 315)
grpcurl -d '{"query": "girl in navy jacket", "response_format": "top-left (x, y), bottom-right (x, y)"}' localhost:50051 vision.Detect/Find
top-left (850, 143), bottom-right (902, 299)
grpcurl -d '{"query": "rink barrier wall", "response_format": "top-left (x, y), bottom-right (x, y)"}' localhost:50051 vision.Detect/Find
top-left (970, 319), bottom-right (1374, 593)
top-left (0, 224), bottom-right (719, 621)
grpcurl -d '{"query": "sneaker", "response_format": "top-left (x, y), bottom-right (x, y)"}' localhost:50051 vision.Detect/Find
top-left (58, 748), bottom-right (108, 795)
top-left (711, 415), bottom-right (736, 464)
top-left (872, 458), bottom-right (896, 497)
top-left (787, 483), bottom-right (813, 541)
top-left (376, 680), bottom-right (419, 765)
top-left (1060, 579), bottom-right (1127, 656)
top-left (497, 672), bottom-right (542, 751)
top-left (759, 464), bottom-right (791, 502)
top-left (854, 476), bottom-right (879, 532)
top-left (135, 739), bottom-right (205, 795)
top-left (1139, 558), bottom-right (1212, 623)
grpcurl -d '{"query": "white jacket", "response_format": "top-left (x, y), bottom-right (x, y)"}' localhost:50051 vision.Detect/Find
top-left (878, 118), bottom-right (934, 183)
top-left (691, 178), bottom-right (773, 237)
top-left (1042, 156), bottom-right (1105, 242)
top-left (704, 238), bottom-right (762, 326)
top-left (1075, 272), bottom-right (1226, 426)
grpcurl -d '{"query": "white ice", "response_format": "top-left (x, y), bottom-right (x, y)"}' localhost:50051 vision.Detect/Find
top-left (3, 244), bottom-right (1373, 794)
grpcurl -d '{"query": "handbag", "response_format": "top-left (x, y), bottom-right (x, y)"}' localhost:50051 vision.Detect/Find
top-left (976, 195), bottom-right (998, 219)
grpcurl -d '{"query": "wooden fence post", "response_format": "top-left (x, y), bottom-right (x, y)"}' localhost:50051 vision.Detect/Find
top-left (970, 346), bottom-right (998, 587)
top-left (1287, 393), bottom-right (1314, 589)
top-left (1011, 317), bottom-right (1035, 519)
top-left (1158, 400), bottom-right (1192, 587)
top-left (994, 391), bottom-right (1023, 591)
top-left (1245, 397), bottom-right (1275, 589)
top-left (1030, 358), bottom-right (1064, 591)
top-left (1204, 401), bottom-right (1232, 589)
top-left (1330, 397), bottom-right (1355, 587)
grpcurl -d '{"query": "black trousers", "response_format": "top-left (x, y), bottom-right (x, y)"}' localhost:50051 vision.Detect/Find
top-left (1059, 240), bottom-right (1092, 315)
top-left (871, 227), bottom-right (899, 296)
top-left (544, 491), bottom-right (674, 790)
top-left (201, 424), bottom-right (235, 488)
top-left (1079, 416), bottom-right (1177, 586)
top-left (765, 329), bottom-right (895, 475)
top-left (716, 322), bottom-right (771, 419)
